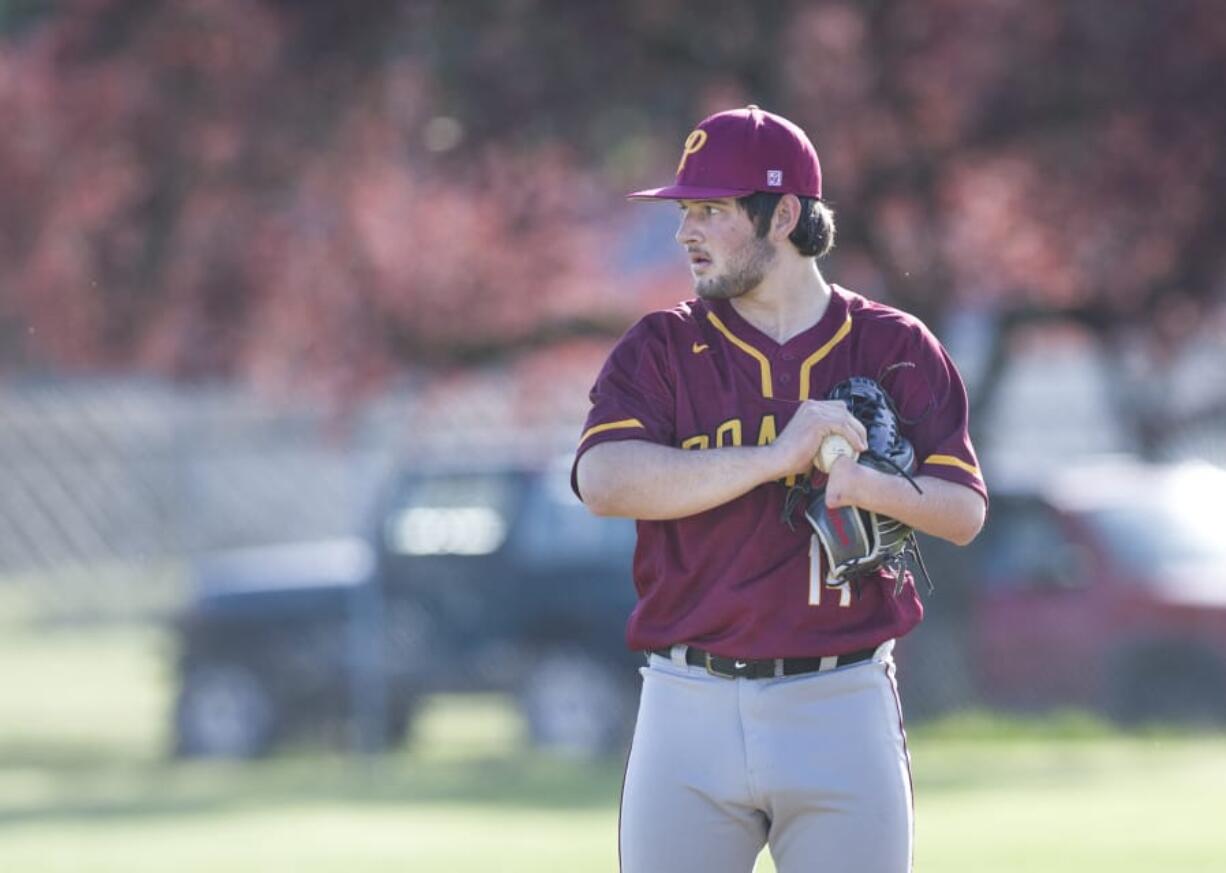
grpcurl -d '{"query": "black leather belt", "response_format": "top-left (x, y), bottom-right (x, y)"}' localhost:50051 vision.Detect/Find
top-left (647, 645), bottom-right (876, 679)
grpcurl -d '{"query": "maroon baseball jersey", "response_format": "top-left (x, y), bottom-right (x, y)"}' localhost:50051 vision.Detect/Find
top-left (572, 284), bottom-right (986, 659)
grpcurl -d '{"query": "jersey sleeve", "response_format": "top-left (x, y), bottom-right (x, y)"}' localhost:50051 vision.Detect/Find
top-left (888, 323), bottom-right (987, 505)
top-left (570, 316), bottom-right (676, 500)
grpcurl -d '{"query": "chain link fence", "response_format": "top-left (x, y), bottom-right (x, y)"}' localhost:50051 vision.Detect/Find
top-left (0, 372), bottom-right (591, 622)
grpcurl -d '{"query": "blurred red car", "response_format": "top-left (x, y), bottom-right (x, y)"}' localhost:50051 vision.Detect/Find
top-left (970, 458), bottom-right (1226, 724)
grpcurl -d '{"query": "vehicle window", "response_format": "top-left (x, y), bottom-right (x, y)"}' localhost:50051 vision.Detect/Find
top-left (513, 472), bottom-right (636, 564)
top-left (980, 502), bottom-right (1072, 592)
top-left (1084, 503), bottom-right (1226, 569)
top-left (382, 474), bottom-right (515, 556)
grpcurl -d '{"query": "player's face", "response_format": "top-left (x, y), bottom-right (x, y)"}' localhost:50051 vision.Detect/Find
top-left (676, 199), bottom-right (776, 301)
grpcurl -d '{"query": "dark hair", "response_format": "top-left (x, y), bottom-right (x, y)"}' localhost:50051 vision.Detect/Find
top-left (737, 192), bottom-right (836, 258)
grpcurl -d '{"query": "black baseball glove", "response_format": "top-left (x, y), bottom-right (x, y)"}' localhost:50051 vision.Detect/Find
top-left (782, 376), bottom-right (933, 594)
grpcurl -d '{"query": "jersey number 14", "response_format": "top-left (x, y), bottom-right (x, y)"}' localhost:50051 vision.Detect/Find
top-left (808, 535), bottom-right (852, 607)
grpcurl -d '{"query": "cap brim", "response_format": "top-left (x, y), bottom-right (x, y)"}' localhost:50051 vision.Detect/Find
top-left (626, 184), bottom-right (755, 201)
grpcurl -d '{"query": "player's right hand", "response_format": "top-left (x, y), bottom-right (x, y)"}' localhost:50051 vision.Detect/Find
top-left (766, 400), bottom-right (868, 479)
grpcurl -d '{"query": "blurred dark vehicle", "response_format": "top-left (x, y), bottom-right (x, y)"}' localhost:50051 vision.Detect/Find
top-left (176, 453), bottom-right (1226, 758)
top-left (900, 459), bottom-right (1226, 726)
top-left (172, 458), bottom-right (640, 759)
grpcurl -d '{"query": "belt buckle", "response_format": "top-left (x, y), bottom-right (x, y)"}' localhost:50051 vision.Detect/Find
top-left (704, 651), bottom-right (738, 679)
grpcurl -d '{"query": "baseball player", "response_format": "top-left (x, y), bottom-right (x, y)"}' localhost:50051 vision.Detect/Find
top-left (571, 106), bottom-right (987, 873)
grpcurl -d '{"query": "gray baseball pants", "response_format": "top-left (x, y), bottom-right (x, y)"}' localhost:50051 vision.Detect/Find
top-left (619, 643), bottom-right (912, 873)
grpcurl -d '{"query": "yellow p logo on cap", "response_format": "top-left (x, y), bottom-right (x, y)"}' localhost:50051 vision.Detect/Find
top-left (676, 129), bottom-right (708, 175)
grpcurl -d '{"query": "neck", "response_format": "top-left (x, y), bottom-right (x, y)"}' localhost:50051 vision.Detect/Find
top-left (729, 258), bottom-right (831, 343)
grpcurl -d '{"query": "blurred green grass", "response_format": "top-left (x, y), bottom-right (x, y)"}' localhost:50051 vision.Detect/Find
top-left (0, 613), bottom-right (1224, 872)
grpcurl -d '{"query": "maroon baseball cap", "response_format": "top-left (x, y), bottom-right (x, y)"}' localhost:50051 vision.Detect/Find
top-left (628, 105), bottom-right (822, 201)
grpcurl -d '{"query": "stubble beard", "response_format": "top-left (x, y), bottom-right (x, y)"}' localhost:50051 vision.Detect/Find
top-left (694, 236), bottom-right (777, 301)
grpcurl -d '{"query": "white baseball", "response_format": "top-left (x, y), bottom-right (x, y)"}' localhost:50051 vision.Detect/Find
top-left (815, 434), bottom-right (857, 473)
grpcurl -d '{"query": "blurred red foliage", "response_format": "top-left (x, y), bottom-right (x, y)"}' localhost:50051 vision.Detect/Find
top-left (0, 0), bottom-right (1223, 403)
top-left (0, 0), bottom-right (626, 399)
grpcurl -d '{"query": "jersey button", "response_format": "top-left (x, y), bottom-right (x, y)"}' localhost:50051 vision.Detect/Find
top-left (781, 351), bottom-right (795, 361)
top-left (778, 373), bottom-right (792, 384)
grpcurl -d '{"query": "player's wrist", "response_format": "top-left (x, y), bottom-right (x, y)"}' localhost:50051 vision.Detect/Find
top-left (827, 462), bottom-right (898, 513)
top-left (823, 456), bottom-right (860, 508)
top-left (760, 441), bottom-right (804, 484)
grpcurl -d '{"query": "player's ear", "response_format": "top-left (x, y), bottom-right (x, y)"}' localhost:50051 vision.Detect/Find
top-left (772, 194), bottom-right (802, 240)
